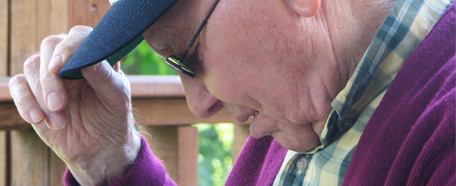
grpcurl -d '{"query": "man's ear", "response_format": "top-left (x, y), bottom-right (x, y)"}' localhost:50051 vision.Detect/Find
top-left (289, 0), bottom-right (321, 17)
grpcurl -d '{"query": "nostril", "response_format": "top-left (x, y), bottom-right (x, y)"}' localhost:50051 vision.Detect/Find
top-left (191, 99), bottom-right (223, 118)
top-left (207, 101), bottom-right (224, 117)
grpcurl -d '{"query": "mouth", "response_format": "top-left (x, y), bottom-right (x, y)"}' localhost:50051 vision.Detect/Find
top-left (234, 110), bottom-right (259, 123)
top-left (251, 111), bottom-right (259, 118)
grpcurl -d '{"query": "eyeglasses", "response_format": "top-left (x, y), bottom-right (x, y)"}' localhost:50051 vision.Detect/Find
top-left (165, 0), bottom-right (220, 78)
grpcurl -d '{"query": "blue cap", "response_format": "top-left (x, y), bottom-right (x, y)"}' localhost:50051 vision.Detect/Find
top-left (59, 0), bottom-right (178, 79)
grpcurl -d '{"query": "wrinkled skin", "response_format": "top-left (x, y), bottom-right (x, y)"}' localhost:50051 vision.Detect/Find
top-left (8, 0), bottom-right (394, 184)
top-left (9, 26), bottom-right (140, 185)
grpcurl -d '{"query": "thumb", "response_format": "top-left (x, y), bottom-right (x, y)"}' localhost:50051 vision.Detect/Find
top-left (81, 61), bottom-right (131, 102)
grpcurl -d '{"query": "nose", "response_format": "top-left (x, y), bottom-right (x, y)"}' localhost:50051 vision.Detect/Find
top-left (180, 74), bottom-right (223, 118)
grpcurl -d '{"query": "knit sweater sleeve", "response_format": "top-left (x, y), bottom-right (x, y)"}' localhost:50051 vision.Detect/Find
top-left (343, 3), bottom-right (455, 185)
top-left (63, 135), bottom-right (177, 186)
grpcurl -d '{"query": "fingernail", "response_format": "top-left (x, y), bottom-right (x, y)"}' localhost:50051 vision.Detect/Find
top-left (49, 54), bottom-right (62, 72)
top-left (48, 112), bottom-right (67, 130)
top-left (29, 107), bottom-right (44, 123)
top-left (44, 118), bottom-right (51, 129)
top-left (47, 92), bottom-right (63, 111)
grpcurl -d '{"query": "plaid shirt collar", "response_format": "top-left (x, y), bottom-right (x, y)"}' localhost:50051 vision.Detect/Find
top-left (313, 0), bottom-right (453, 153)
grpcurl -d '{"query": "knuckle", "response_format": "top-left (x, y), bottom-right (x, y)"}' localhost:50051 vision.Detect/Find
top-left (9, 74), bottom-right (26, 87)
top-left (15, 93), bottom-right (30, 106)
top-left (23, 54), bottom-right (41, 74)
top-left (69, 25), bottom-right (93, 33)
top-left (55, 40), bottom-right (77, 52)
top-left (39, 70), bottom-right (53, 85)
top-left (41, 35), bottom-right (64, 48)
top-left (60, 26), bottom-right (93, 51)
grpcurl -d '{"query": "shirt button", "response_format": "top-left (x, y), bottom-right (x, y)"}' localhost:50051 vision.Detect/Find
top-left (296, 156), bottom-right (308, 173)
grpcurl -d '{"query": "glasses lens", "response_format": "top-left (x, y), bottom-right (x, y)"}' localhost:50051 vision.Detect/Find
top-left (165, 55), bottom-right (196, 77)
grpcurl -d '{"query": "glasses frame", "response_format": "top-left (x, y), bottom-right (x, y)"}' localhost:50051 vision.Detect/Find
top-left (165, 0), bottom-right (220, 78)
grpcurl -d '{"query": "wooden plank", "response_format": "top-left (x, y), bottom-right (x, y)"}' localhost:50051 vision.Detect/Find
top-left (232, 124), bottom-right (250, 163)
top-left (1, 76), bottom-right (239, 129)
top-left (140, 125), bottom-right (199, 186)
top-left (49, 151), bottom-right (67, 185)
top-left (177, 126), bottom-right (199, 186)
top-left (0, 77), bottom-right (10, 102)
top-left (0, 131), bottom-right (5, 186)
top-left (51, 0), bottom-right (69, 34)
top-left (10, 0), bottom-right (68, 76)
top-left (0, 98), bottom-right (239, 130)
top-left (132, 98), bottom-right (239, 125)
top-left (36, 0), bottom-right (52, 47)
top-left (0, 0), bottom-right (8, 76)
top-left (0, 102), bottom-right (31, 130)
top-left (141, 126), bottom-right (179, 181)
top-left (10, 0), bottom-right (38, 75)
top-left (6, 0), bottom-right (68, 182)
top-left (68, 0), bottom-right (111, 28)
top-left (1, 76), bottom-right (185, 102)
top-left (10, 130), bottom-right (49, 185)
top-left (128, 76), bottom-right (185, 98)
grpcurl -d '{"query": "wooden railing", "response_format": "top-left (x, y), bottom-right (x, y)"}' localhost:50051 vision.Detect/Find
top-left (0, 1), bottom-right (250, 185)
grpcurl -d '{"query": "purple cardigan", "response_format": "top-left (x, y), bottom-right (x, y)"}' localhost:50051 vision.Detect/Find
top-left (64, 3), bottom-right (455, 186)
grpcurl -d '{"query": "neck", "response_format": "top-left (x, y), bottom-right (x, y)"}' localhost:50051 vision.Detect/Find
top-left (320, 0), bottom-right (397, 80)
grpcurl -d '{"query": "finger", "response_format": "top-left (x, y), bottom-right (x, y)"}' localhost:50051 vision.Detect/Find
top-left (40, 35), bottom-right (67, 112)
top-left (82, 60), bottom-right (131, 105)
top-left (40, 26), bottom-right (92, 113)
top-left (9, 74), bottom-right (45, 124)
top-left (24, 54), bottom-right (67, 130)
top-left (48, 26), bottom-right (93, 74)
top-left (114, 61), bottom-right (121, 72)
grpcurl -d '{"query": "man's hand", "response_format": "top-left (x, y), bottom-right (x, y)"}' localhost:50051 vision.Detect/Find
top-left (8, 25), bottom-right (141, 185)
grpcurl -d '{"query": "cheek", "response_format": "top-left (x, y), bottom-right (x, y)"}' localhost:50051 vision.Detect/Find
top-left (203, 67), bottom-right (242, 103)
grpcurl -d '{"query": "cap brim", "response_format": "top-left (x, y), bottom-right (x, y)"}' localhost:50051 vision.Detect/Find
top-left (59, 0), bottom-right (178, 79)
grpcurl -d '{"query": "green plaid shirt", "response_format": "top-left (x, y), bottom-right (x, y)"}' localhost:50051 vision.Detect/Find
top-left (274, 0), bottom-right (453, 185)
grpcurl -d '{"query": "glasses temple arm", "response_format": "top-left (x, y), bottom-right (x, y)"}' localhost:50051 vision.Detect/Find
top-left (180, 0), bottom-right (220, 61)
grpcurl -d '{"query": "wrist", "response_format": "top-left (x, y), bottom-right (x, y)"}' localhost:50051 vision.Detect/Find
top-left (67, 132), bottom-right (141, 185)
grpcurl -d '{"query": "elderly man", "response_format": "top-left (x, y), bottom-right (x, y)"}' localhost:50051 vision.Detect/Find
top-left (8, 0), bottom-right (454, 185)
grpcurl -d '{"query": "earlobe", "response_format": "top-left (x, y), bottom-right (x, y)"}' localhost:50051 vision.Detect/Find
top-left (290, 0), bottom-right (321, 17)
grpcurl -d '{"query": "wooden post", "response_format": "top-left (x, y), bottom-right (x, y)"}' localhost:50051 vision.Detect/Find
top-left (0, 132), bottom-right (5, 186)
top-left (232, 124), bottom-right (250, 163)
top-left (9, 0), bottom-right (53, 184)
top-left (49, 151), bottom-right (68, 185)
top-left (141, 125), bottom-right (199, 186)
top-left (177, 126), bottom-right (199, 186)
top-left (0, 0), bottom-right (8, 168)
top-left (0, 0), bottom-right (8, 77)
top-left (10, 130), bottom-right (50, 185)
top-left (141, 126), bottom-right (179, 181)
top-left (132, 98), bottom-right (239, 125)
top-left (68, 0), bottom-right (111, 28)
top-left (11, 0), bottom-right (45, 75)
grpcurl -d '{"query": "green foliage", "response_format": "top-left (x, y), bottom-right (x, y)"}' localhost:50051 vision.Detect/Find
top-left (123, 42), bottom-right (234, 186)
top-left (121, 40), bottom-right (177, 75)
top-left (196, 124), bottom-right (234, 186)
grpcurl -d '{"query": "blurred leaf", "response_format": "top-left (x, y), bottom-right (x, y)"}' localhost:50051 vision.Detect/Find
top-left (122, 40), bottom-right (177, 75)
top-left (196, 124), bottom-right (234, 186)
